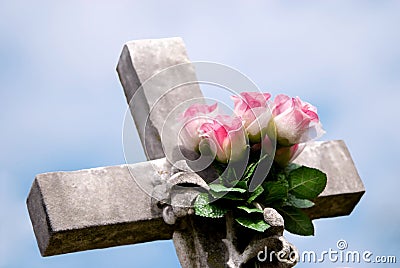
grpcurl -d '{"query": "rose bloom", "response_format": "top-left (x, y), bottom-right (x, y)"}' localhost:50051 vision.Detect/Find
top-left (179, 103), bottom-right (218, 151)
top-left (199, 115), bottom-right (248, 163)
top-left (262, 134), bottom-right (304, 167)
top-left (231, 92), bottom-right (272, 143)
top-left (274, 144), bottom-right (305, 167)
top-left (272, 94), bottom-right (325, 146)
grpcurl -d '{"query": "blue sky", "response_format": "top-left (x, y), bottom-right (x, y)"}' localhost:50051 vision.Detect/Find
top-left (1, 1), bottom-right (399, 267)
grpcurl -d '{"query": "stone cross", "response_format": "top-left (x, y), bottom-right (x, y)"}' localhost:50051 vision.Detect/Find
top-left (27, 37), bottom-right (365, 267)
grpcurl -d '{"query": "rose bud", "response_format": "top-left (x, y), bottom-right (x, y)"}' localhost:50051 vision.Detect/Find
top-left (179, 103), bottom-right (218, 151)
top-left (272, 94), bottom-right (325, 146)
top-left (273, 144), bottom-right (305, 167)
top-left (231, 92), bottom-right (272, 143)
top-left (199, 115), bottom-right (248, 163)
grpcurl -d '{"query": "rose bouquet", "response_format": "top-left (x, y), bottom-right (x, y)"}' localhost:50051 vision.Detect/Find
top-left (179, 92), bottom-right (327, 236)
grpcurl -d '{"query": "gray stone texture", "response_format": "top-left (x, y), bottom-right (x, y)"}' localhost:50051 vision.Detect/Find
top-left (27, 159), bottom-right (174, 256)
top-left (117, 37), bottom-right (204, 160)
top-left (294, 140), bottom-right (365, 219)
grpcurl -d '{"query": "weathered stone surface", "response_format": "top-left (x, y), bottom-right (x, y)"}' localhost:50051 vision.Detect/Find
top-left (294, 140), bottom-right (365, 219)
top-left (117, 37), bottom-right (204, 160)
top-left (27, 159), bottom-right (174, 256)
top-left (27, 140), bottom-right (364, 257)
top-left (263, 208), bottom-right (284, 228)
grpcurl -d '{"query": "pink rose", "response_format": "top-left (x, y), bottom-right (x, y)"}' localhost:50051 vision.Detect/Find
top-left (231, 92), bottom-right (272, 143)
top-left (199, 115), bottom-right (248, 163)
top-left (273, 144), bottom-right (305, 167)
top-left (272, 94), bottom-right (325, 146)
top-left (179, 103), bottom-right (218, 151)
top-left (262, 135), bottom-right (304, 167)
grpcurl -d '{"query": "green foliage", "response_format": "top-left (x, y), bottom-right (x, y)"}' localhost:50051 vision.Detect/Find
top-left (237, 205), bottom-right (263, 214)
top-left (209, 184), bottom-right (246, 193)
top-left (243, 162), bottom-right (258, 181)
top-left (210, 190), bottom-right (245, 200)
top-left (194, 193), bottom-right (227, 218)
top-left (288, 166), bottom-right (327, 199)
top-left (247, 185), bottom-right (264, 203)
top-left (284, 194), bottom-right (315, 208)
top-left (208, 182), bottom-right (247, 200)
top-left (235, 181), bottom-right (248, 190)
top-left (235, 217), bottom-right (270, 232)
top-left (263, 179), bottom-right (288, 204)
top-left (196, 161), bottom-right (326, 236)
top-left (279, 206), bottom-right (314, 236)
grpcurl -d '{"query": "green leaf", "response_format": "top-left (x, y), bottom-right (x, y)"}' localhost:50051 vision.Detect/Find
top-left (209, 184), bottom-right (247, 193)
top-left (235, 181), bottom-right (248, 190)
top-left (280, 207), bottom-right (314, 236)
top-left (243, 154), bottom-right (270, 181)
top-left (237, 205), bottom-right (263, 213)
top-left (235, 217), bottom-right (270, 232)
top-left (227, 180), bottom-right (248, 190)
top-left (210, 190), bottom-right (245, 200)
top-left (194, 193), bottom-right (228, 218)
top-left (285, 163), bottom-right (302, 174)
top-left (284, 194), bottom-right (315, 208)
top-left (247, 185), bottom-right (264, 203)
top-left (220, 167), bottom-right (238, 184)
top-left (288, 166), bottom-right (327, 199)
top-left (243, 162), bottom-right (257, 181)
top-left (263, 179), bottom-right (289, 204)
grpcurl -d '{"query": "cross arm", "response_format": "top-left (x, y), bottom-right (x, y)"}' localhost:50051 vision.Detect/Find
top-left (294, 140), bottom-right (365, 219)
top-left (27, 140), bottom-right (364, 257)
top-left (26, 158), bottom-right (174, 257)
